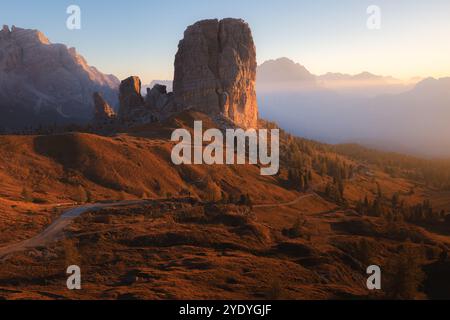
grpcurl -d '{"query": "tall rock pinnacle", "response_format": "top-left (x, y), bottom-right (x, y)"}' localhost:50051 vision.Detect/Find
top-left (173, 18), bottom-right (258, 129)
top-left (118, 76), bottom-right (144, 120)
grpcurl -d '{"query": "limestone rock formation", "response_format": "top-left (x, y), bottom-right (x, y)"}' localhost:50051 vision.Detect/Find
top-left (145, 84), bottom-right (173, 111)
top-left (118, 76), bottom-right (144, 120)
top-left (142, 80), bottom-right (173, 95)
top-left (119, 76), bottom-right (144, 108)
top-left (118, 76), bottom-right (173, 124)
top-left (0, 25), bottom-right (119, 130)
top-left (173, 18), bottom-right (258, 129)
top-left (93, 92), bottom-right (116, 123)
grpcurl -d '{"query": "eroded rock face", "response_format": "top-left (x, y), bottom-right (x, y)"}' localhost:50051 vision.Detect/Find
top-left (0, 25), bottom-right (119, 130)
top-left (117, 77), bottom-right (170, 124)
top-left (173, 18), bottom-right (258, 129)
top-left (93, 92), bottom-right (116, 123)
top-left (145, 84), bottom-right (173, 111)
top-left (118, 76), bottom-right (144, 119)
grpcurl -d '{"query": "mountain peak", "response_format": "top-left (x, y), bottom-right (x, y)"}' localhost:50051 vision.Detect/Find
top-left (258, 57), bottom-right (316, 83)
top-left (260, 57), bottom-right (308, 70)
top-left (0, 26), bottom-right (119, 130)
top-left (413, 77), bottom-right (450, 93)
top-left (271, 57), bottom-right (298, 64)
top-left (353, 71), bottom-right (386, 81)
top-left (0, 25), bottom-right (50, 45)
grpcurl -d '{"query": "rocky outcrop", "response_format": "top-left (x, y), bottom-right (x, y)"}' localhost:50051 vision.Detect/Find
top-left (0, 20), bottom-right (260, 131)
top-left (145, 84), bottom-right (173, 111)
top-left (118, 76), bottom-right (144, 120)
top-left (142, 80), bottom-right (173, 95)
top-left (0, 25), bottom-right (119, 130)
top-left (118, 77), bottom-right (173, 124)
top-left (173, 18), bottom-right (258, 129)
top-left (93, 92), bottom-right (116, 123)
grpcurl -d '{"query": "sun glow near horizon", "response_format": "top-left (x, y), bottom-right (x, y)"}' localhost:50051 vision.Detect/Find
top-left (1, 0), bottom-right (450, 83)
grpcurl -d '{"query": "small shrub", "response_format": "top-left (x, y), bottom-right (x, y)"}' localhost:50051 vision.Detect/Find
top-left (32, 198), bottom-right (48, 204)
top-left (282, 216), bottom-right (307, 239)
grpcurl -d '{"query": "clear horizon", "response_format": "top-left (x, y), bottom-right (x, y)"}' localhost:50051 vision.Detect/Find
top-left (1, 0), bottom-right (450, 83)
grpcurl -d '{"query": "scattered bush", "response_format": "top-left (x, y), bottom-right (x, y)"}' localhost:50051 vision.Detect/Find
top-left (282, 216), bottom-right (308, 239)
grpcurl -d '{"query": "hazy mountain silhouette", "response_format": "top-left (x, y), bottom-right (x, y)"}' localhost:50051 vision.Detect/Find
top-left (1, 28), bottom-right (447, 159)
top-left (259, 75), bottom-right (450, 157)
top-left (257, 57), bottom-right (317, 91)
top-left (0, 26), bottom-right (119, 131)
top-left (257, 57), bottom-right (414, 97)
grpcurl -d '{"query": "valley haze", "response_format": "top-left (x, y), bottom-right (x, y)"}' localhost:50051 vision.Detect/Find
top-left (1, 24), bottom-right (448, 157)
top-left (1, 0), bottom-right (450, 303)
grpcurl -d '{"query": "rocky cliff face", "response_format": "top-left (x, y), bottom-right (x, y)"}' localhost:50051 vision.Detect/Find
top-left (118, 76), bottom-right (144, 120)
top-left (145, 84), bottom-right (173, 111)
top-left (118, 76), bottom-right (171, 124)
top-left (0, 25), bottom-right (119, 130)
top-left (93, 92), bottom-right (116, 123)
top-left (0, 20), bottom-right (259, 131)
top-left (173, 19), bottom-right (258, 129)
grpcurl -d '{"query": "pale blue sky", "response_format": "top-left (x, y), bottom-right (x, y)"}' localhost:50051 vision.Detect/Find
top-left (1, 0), bottom-right (450, 83)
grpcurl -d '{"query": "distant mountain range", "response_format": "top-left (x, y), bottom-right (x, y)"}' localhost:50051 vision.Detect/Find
top-left (257, 57), bottom-right (417, 96)
top-left (257, 57), bottom-right (316, 84)
top-left (257, 59), bottom-right (450, 157)
top-left (0, 25), bottom-right (119, 130)
top-left (148, 57), bottom-right (418, 97)
top-left (1, 27), bottom-right (448, 157)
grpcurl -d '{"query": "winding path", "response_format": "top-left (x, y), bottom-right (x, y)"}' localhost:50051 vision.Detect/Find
top-left (0, 200), bottom-right (149, 259)
top-left (0, 192), bottom-right (316, 259)
top-left (253, 192), bottom-right (315, 209)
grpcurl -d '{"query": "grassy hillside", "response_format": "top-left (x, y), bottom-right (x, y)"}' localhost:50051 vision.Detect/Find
top-left (0, 111), bottom-right (450, 299)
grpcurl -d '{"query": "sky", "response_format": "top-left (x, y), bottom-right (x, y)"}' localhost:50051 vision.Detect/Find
top-left (1, 0), bottom-right (450, 83)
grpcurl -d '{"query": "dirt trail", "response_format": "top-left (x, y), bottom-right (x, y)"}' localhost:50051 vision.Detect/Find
top-left (253, 193), bottom-right (315, 209)
top-left (0, 192), bottom-right (319, 259)
top-left (0, 200), bottom-right (148, 259)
